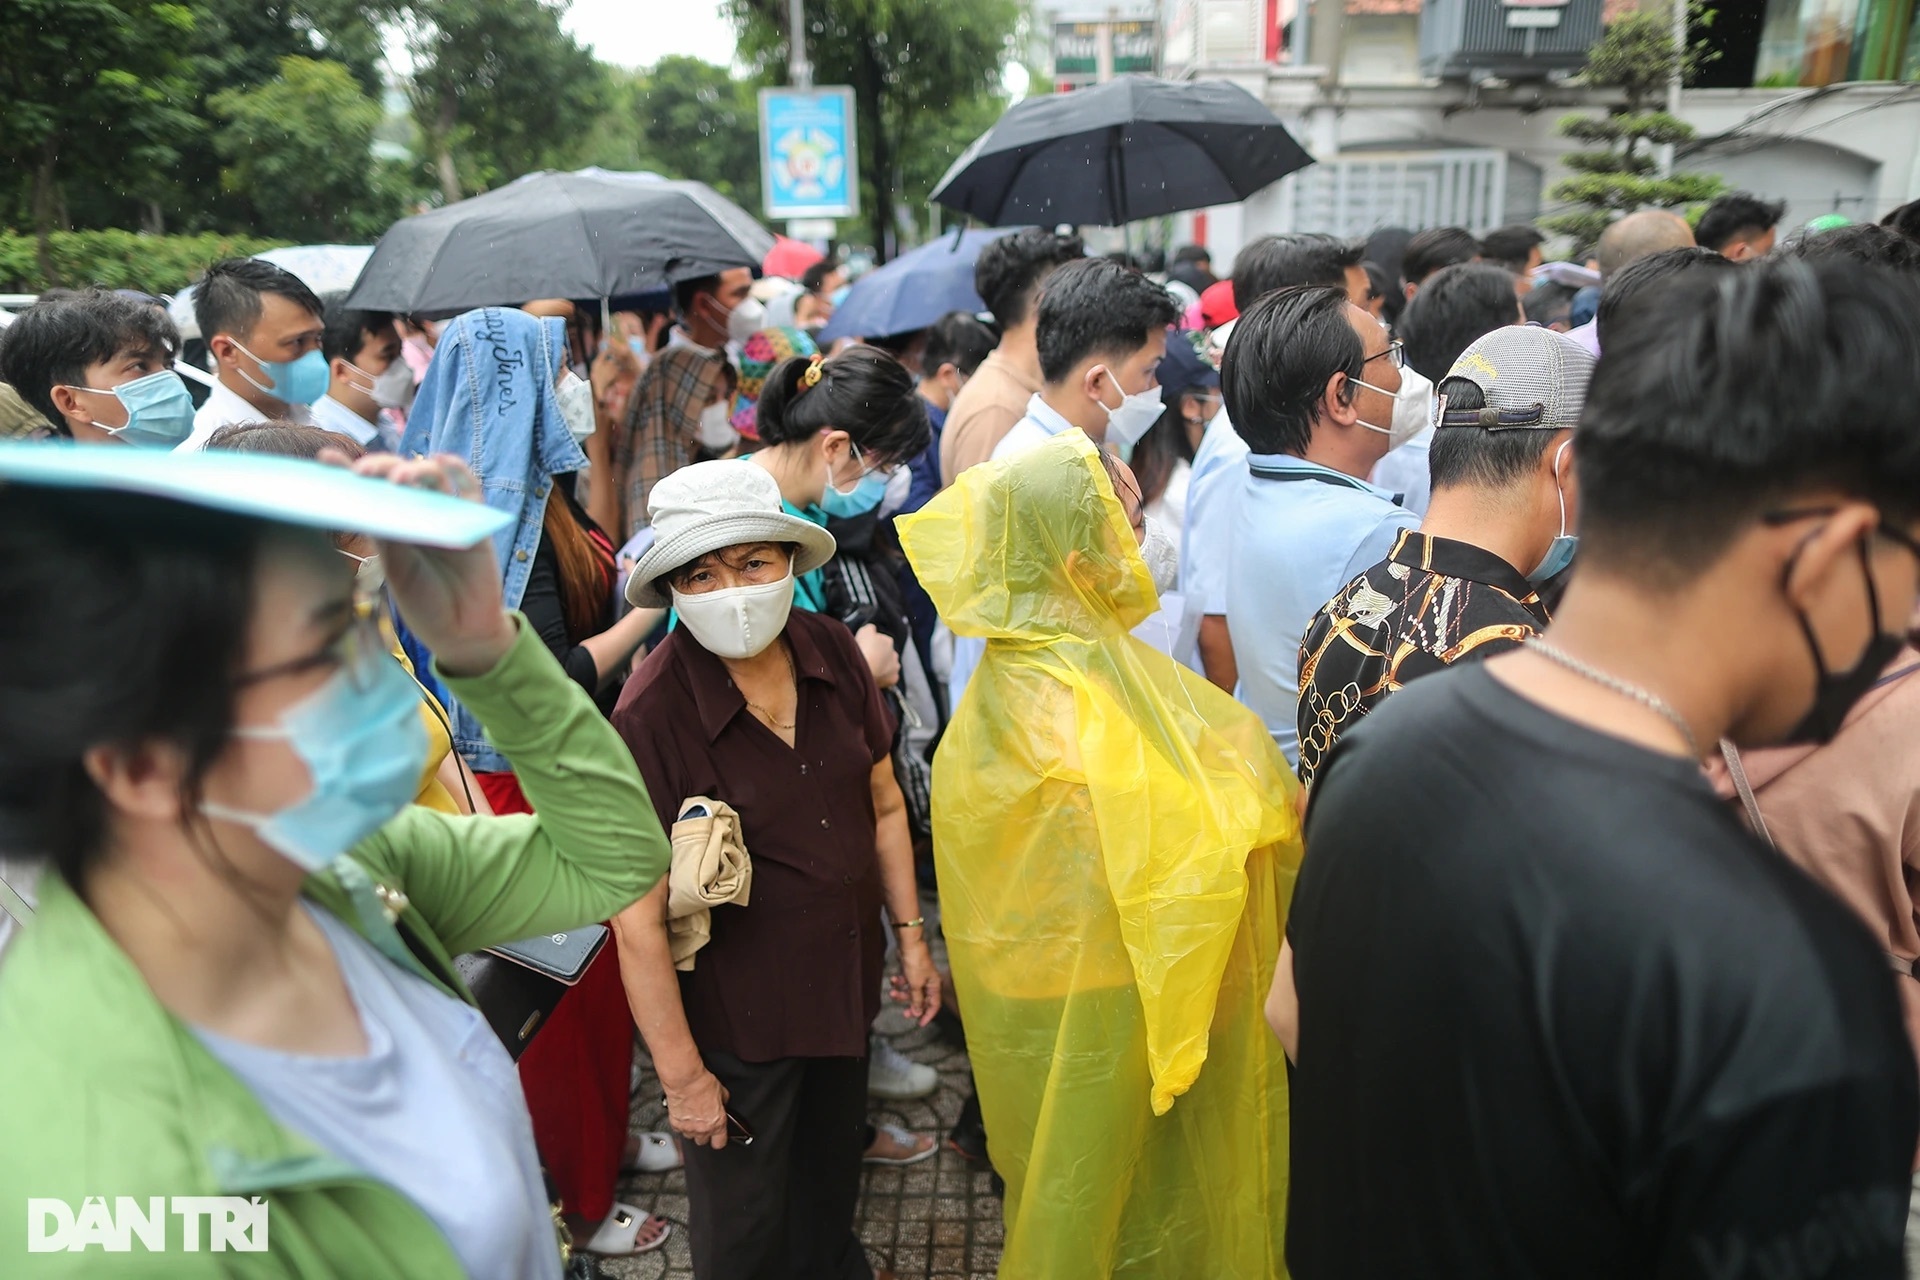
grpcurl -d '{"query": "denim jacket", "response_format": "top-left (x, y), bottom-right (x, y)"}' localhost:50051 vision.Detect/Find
top-left (399, 309), bottom-right (588, 771)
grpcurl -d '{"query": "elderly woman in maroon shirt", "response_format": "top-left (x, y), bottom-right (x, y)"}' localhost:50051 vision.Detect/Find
top-left (610, 459), bottom-right (940, 1280)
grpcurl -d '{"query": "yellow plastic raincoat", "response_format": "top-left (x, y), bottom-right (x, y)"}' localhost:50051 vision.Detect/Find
top-left (899, 430), bottom-right (1303, 1279)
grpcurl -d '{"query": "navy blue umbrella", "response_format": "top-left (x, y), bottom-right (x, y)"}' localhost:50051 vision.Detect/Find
top-left (930, 76), bottom-right (1313, 228)
top-left (818, 228), bottom-right (1019, 342)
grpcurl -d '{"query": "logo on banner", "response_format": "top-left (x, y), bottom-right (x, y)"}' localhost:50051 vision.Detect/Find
top-left (26, 1197), bottom-right (270, 1253)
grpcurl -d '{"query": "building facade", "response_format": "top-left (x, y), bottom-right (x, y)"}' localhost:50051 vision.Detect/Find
top-left (1042, 0), bottom-right (1920, 258)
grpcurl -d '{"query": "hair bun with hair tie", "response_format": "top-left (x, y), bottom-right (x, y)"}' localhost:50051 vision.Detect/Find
top-left (799, 354), bottom-right (826, 391)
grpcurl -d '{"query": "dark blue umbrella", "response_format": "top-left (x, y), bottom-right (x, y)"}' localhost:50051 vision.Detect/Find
top-left (818, 228), bottom-right (1018, 342)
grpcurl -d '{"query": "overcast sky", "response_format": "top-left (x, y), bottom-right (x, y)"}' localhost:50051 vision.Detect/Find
top-left (563, 0), bottom-right (738, 69)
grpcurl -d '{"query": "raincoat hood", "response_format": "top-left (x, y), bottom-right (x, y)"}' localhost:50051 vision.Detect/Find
top-left (398, 307), bottom-right (587, 608)
top-left (901, 429), bottom-right (1159, 644)
top-left (900, 429), bottom-right (1301, 1117)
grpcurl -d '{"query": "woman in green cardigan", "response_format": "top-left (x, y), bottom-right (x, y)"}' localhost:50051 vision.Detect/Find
top-left (0, 448), bottom-right (670, 1278)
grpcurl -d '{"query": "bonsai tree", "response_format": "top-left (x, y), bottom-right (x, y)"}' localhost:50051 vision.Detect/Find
top-left (1542, 3), bottom-right (1724, 254)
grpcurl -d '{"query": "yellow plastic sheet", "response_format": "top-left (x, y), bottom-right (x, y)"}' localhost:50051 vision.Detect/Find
top-left (899, 431), bottom-right (1303, 1279)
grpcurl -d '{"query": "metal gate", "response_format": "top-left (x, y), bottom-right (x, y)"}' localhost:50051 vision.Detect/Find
top-left (1262, 148), bottom-right (1511, 236)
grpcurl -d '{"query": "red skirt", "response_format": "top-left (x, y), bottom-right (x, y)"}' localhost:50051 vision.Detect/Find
top-left (476, 770), bottom-right (634, 1222)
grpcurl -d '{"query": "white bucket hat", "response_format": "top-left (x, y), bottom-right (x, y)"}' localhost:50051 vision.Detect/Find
top-left (625, 461), bottom-right (836, 608)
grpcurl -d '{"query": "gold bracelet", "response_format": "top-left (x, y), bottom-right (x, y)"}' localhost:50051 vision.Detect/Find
top-left (891, 916), bottom-right (927, 930)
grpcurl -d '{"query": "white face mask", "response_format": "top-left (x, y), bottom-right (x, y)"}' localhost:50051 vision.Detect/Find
top-left (1140, 518), bottom-right (1179, 595)
top-left (1092, 365), bottom-right (1164, 449)
top-left (697, 399), bottom-right (739, 450)
top-left (726, 296), bottom-right (768, 345)
top-left (1352, 372), bottom-right (1428, 450)
top-left (346, 358), bottom-right (413, 410)
top-left (877, 463), bottom-right (914, 519)
top-left (556, 371), bottom-right (596, 443)
top-left (672, 571), bottom-right (795, 660)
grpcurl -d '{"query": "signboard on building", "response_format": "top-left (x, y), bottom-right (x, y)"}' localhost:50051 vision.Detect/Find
top-left (1054, 23), bottom-right (1100, 78)
top-left (1112, 21), bottom-right (1158, 73)
top-left (758, 87), bottom-right (859, 221)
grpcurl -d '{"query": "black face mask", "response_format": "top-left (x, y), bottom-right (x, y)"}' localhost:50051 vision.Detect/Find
top-left (1783, 540), bottom-right (1907, 744)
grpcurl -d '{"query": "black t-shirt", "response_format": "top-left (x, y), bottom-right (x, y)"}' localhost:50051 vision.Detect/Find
top-left (1287, 664), bottom-right (1918, 1279)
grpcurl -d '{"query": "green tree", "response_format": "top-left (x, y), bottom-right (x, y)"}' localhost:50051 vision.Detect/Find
top-left (0, 0), bottom-right (199, 274)
top-left (727, 0), bottom-right (1021, 255)
top-left (1541, 4), bottom-right (1723, 252)
top-left (637, 57), bottom-right (765, 211)
top-left (408, 0), bottom-right (608, 201)
top-left (210, 56), bottom-right (414, 241)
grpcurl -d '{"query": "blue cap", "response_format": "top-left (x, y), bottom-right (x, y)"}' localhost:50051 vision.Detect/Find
top-left (1157, 330), bottom-right (1221, 403)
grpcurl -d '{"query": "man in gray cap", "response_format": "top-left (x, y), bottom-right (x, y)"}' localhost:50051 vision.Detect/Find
top-left (1295, 325), bottom-right (1596, 788)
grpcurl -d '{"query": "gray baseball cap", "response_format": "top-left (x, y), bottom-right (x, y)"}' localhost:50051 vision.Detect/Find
top-left (1435, 326), bottom-right (1596, 432)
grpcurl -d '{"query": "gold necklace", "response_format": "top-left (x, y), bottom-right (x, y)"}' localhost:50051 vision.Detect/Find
top-left (744, 646), bottom-right (797, 731)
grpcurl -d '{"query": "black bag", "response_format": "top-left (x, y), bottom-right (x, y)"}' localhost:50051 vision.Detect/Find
top-left (453, 925), bottom-right (609, 1060)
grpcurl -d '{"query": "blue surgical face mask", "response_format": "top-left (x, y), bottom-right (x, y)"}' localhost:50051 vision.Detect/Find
top-left (1528, 439), bottom-right (1578, 583)
top-left (820, 442), bottom-right (893, 518)
top-left (201, 637), bottom-right (427, 873)
top-left (69, 369), bottom-right (195, 447)
top-left (230, 338), bottom-right (330, 406)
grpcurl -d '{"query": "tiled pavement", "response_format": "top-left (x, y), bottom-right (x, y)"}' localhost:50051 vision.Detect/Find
top-left (599, 951), bottom-right (1005, 1279)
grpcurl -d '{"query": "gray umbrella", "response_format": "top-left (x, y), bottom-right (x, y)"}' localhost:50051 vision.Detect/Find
top-left (930, 76), bottom-right (1314, 228)
top-left (343, 170), bottom-right (775, 316)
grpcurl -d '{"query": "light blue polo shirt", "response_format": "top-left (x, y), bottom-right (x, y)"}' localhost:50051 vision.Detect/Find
top-left (1179, 407), bottom-right (1250, 623)
top-left (1226, 452), bottom-right (1419, 762)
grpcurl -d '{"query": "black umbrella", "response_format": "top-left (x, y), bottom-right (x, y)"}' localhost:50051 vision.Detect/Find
top-left (343, 169), bottom-right (775, 316)
top-left (930, 76), bottom-right (1314, 228)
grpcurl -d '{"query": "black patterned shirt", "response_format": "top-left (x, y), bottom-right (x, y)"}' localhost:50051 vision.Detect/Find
top-left (1296, 529), bottom-right (1550, 788)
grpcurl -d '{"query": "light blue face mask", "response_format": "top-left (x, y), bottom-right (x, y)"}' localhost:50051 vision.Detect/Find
top-left (230, 338), bottom-right (330, 406)
top-left (71, 369), bottom-right (195, 447)
top-left (202, 637), bottom-right (427, 873)
top-left (1528, 440), bottom-right (1578, 583)
top-left (820, 443), bottom-right (892, 518)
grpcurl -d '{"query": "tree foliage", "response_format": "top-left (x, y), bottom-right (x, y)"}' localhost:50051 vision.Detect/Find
top-left (408, 0), bottom-right (607, 201)
top-left (637, 56), bottom-right (764, 210)
top-left (1541, 5), bottom-right (1724, 254)
top-left (211, 57), bottom-right (412, 241)
top-left (726, 0), bottom-right (1021, 255)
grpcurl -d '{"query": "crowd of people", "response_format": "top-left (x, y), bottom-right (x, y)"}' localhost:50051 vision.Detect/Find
top-left (4, 182), bottom-right (1920, 1279)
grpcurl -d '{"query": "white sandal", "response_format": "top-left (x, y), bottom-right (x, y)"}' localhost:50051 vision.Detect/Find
top-left (623, 1131), bottom-right (684, 1174)
top-left (863, 1123), bottom-right (938, 1166)
top-left (583, 1201), bottom-right (671, 1255)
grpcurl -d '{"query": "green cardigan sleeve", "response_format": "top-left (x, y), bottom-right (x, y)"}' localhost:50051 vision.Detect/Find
top-left (352, 613), bottom-right (668, 957)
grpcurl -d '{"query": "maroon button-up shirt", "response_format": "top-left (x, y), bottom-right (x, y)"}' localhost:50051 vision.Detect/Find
top-left (612, 608), bottom-right (895, 1061)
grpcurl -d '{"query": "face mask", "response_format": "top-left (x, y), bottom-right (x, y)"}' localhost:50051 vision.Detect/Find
top-left (1092, 366), bottom-right (1164, 450)
top-left (725, 296), bottom-right (767, 345)
top-left (229, 338), bottom-right (329, 406)
top-left (673, 572), bottom-right (795, 660)
top-left (820, 444), bottom-right (892, 518)
top-left (1352, 374), bottom-right (1427, 450)
top-left (70, 370), bottom-right (194, 447)
top-left (201, 649), bottom-right (427, 872)
top-left (555, 371), bottom-right (597, 443)
top-left (346, 358), bottom-right (413, 410)
top-left (1782, 541), bottom-right (1909, 745)
top-left (1529, 439), bottom-right (1578, 583)
top-left (698, 399), bottom-right (739, 451)
top-left (1140, 519), bottom-right (1179, 595)
top-left (877, 464), bottom-right (914, 519)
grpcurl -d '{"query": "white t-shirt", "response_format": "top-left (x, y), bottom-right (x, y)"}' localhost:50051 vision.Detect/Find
top-left (182, 378), bottom-right (313, 451)
top-left (195, 907), bottom-right (560, 1280)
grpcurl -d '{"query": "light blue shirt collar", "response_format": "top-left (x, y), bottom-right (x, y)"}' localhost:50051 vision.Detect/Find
top-left (1245, 452), bottom-right (1399, 501)
top-left (1022, 392), bottom-right (1080, 440)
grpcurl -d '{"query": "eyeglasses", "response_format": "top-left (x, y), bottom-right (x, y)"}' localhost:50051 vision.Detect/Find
top-left (234, 555), bottom-right (392, 693)
top-left (1363, 340), bottom-right (1405, 371)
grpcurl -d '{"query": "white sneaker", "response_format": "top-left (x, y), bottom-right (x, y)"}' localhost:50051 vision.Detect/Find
top-left (867, 1035), bottom-right (939, 1099)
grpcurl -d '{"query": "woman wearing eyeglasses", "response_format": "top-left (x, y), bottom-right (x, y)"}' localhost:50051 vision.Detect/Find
top-left (611, 453), bottom-right (940, 1280)
top-left (0, 448), bottom-right (668, 1278)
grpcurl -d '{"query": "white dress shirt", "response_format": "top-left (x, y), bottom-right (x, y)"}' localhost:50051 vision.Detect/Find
top-left (181, 377), bottom-right (312, 452)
